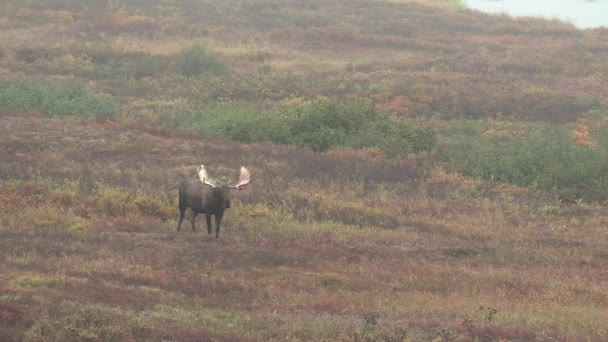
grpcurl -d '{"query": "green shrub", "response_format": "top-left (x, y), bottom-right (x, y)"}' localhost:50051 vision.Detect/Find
top-left (173, 44), bottom-right (228, 77)
top-left (442, 121), bottom-right (608, 201)
top-left (43, 82), bottom-right (118, 118)
top-left (173, 105), bottom-right (289, 143)
top-left (287, 98), bottom-right (369, 152)
top-left (173, 98), bottom-right (435, 158)
top-left (132, 54), bottom-right (164, 79)
top-left (348, 115), bottom-right (436, 157)
top-left (0, 78), bottom-right (48, 113)
top-left (286, 98), bottom-right (435, 157)
top-left (0, 77), bottom-right (118, 119)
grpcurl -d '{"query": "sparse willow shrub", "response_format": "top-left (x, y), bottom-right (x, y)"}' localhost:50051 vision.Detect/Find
top-left (346, 312), bottom-right (408, 342)
top-left (133, 194), bottom-right (174, 221)
top-left (283, 146), bottom-right (425, 186)
top-left (291, 193), bottom-right (400, 229)
top-left (87, 186), bottom-right (173, 220)
top-left (173, 44), bottom-right (228, 77)
top-left (458, 306), bottom-right (497, 338)
top-left (442, 121), bottom-right (608, 201)
top-left (0, 78), bottom-right (49, 113)
top-left (349, 117), bottom-right (436, 158)
top-left (44, 188), bottom-right (76, 207)
top-left (43, 81), bottom-right (118, 119)
top-left (0, 77), bottom-right (118, 119)
top-left (24, 303), bottom-right (140, 341)
top-left (232, 202), bottom-right (276, 219)
top-left (109, 10), bottom-right (159, 37)
top-left (132, 54), bottom-right (164, 79)
top-left (14, 47), bottom-right (57, 64)
top-left (16, 274), bottom-right (63, 288)
top-left (0, 185), bottom-right (24, 215)
top-left (328, 148), bottom-right (386, 160)
top-left (174, 104), bottom-right (289, 143)
top-left (173, 98), bottom-right (433, 158)
top-left (86, 43), bottom-right (121, 65)
top-left (21, 206), bottom-right (78, 230)
top-left (0, 301), bottom-right (22, 327)
top-left (1, 181), bottom-right (74, 210)
top-left (84, 49), bottom-right (165, 80)
top-left (93, 187), bottom-right (134, 218)
top-left (287, 98), bottom-right (435, 157)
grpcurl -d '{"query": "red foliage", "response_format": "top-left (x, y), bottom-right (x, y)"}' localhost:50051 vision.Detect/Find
top-left (375, 96), bottom-right (413, 116)
top-left (0, 301), bottom-right (22, 324)
top-left (573, 122), bottom-right (593, 147)
top-left (328, 147), bottom-right (386, 161)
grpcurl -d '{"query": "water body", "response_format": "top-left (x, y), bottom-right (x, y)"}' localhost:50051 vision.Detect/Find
top-left (464, 0), bottom-right (608, 29)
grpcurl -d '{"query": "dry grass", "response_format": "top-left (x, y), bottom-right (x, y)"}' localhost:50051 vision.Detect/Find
top-left (1, 110), bottom-right (608, 340)
top-left (2, 0), bottom-right (608, 340)
top-left (0, 0), bottom-right (605, 121)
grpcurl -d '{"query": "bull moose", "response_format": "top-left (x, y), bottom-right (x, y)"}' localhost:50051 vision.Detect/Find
top-left (177, 165), bottom-right (252, 238)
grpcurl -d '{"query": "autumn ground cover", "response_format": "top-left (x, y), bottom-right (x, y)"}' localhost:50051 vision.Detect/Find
top-left (1, 0), bottom-right (608, 340)
top-left (1, 0), bottom-right (608, 196)
top-left (2, 111), bottom-right (608, 340)
top-left (1, 0), bottom-right (606, 122)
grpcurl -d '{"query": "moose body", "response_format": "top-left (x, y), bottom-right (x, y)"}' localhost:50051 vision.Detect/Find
top-left (177, 166), bottom-right (251, 238)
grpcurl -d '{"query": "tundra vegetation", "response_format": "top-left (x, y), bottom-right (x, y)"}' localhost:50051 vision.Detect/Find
top-left (1, 0), bottom-right (608, 340)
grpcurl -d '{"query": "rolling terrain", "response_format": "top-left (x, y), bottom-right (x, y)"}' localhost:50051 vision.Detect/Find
top-left (1, 0), bottom-right (608, 340)
top-left (1, 111), bottom-right (608, 340)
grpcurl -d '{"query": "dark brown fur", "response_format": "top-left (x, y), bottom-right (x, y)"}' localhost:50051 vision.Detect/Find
top-left (177, 178), bottom-right (232, 238)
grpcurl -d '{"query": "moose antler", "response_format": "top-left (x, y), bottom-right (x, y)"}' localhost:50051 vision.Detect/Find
top-left (197, 165), bottom-right (218, 188)
top-left (231, 166), bottom-right (252, 190)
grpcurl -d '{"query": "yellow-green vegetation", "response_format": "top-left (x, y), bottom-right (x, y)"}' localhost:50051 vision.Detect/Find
top-left (2, 0), bottom-right (607, 197)
top-left (1, 0), bottom-right (608, 340)
top-left (2, 111), bottom-right (608, 340)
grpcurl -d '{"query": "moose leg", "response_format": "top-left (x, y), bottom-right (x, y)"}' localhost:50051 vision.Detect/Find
top-left (205, 214), bottom-right (213, 235)
top-left (190, 212), bottom-right (198, 232)
top-left (215, 212), bottom-right (224, 239)
top-left (177, 207), bottom-right (186, 232)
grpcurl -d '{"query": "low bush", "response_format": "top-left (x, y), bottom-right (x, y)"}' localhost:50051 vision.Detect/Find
top-left (173, 97), bottom-right (435, 158)
top-left (24, 303), bottom-right (143, 341)
top-left (291, 193), bottom-right (401, 229)
top-left (14, 47), bottom-right (59, 64)
top-left (442, 120), bottom-right (608, 201)
top-left (172, 44), bottom-right (228, 77)
top-left (174, 104), bottom-right (289, 144)
top-left (290, 98), bottom-right (435, 156)
top-left (87, 186), bottom-right (173, 220)
top-left (0, 77), bottom-right (118, 119)
top-left (82, 43), bottom-right (166, 80)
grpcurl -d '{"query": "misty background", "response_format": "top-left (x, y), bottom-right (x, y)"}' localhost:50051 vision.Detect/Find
top-left (465, 0), bottom-right (608, 28)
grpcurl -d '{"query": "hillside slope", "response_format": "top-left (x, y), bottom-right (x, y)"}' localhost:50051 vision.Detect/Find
top-left (2, 0), bottom-right (608, 201)
top-left (1, 110), bottom-right (608, 340)
top-left (0, 0), bottom-right (607, 121)
top-left (2, 1), bottom-right (608, 339)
